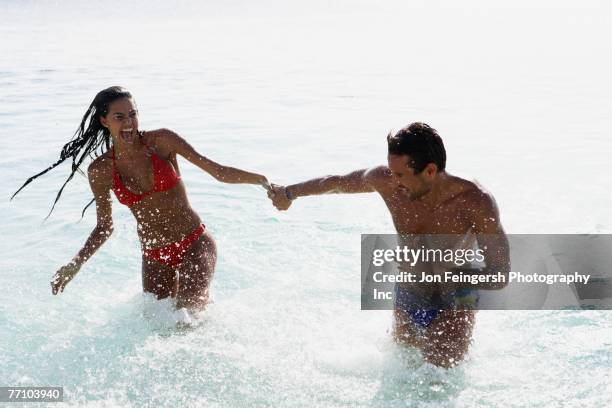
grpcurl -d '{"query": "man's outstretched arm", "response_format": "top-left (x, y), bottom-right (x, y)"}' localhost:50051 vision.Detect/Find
top-left (269, 167), bottom-right (380, 210)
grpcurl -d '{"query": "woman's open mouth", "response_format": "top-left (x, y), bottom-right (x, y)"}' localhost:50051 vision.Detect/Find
top-left (120, 128), bottom-right (135, 143)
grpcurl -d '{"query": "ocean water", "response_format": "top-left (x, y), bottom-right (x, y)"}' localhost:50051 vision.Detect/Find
top-left (1, 0), bottom-right (611, 406)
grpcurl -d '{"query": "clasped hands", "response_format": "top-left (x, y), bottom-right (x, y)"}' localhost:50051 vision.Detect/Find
top-left (266, 183), bottom-right (292, 211)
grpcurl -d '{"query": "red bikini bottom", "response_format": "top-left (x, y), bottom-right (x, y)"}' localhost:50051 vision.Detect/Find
top-left (143, 224), bottom-right (205, 268)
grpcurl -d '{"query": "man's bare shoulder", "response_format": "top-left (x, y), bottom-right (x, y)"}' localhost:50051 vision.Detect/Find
top-left (364, 165), bottom-right (393, 191)
top-left (457, 179), bottom-right (504, 232)
top-left (452, 177), bottom-right (500, 216)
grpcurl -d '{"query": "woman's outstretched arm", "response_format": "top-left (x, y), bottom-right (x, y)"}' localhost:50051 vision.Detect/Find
top-left (51, 158), bottom-right (114, 295)
top-left (156, 128), bottom-right (270, 189)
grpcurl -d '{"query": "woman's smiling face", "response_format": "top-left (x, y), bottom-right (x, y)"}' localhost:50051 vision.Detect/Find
top-left (101, 97), bottom-right (139, 145)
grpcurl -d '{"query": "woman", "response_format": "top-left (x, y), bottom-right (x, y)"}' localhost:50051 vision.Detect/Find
top-left (12, 86), bottom-right (270, 312)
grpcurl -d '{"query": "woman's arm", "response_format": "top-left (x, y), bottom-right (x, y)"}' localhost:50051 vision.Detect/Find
top-left (155, 128), bottom-right (270, 189)
top-left (51, 160), bottom-right (114, 295)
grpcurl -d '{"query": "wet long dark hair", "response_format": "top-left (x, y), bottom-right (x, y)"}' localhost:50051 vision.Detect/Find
top-left (11, 86), bottom-right (132, 219)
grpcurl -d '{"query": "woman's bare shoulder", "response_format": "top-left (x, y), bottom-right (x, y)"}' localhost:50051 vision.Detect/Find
top-left (141, 128), bottom-right (181, 153)
top-left (142, 128), bottom-right (179, 142)
top-left (87, 152), bottom-right (113, 186)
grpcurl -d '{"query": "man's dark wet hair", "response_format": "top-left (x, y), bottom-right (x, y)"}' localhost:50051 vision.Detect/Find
top-left (387, 122), bottom-right (446, 173)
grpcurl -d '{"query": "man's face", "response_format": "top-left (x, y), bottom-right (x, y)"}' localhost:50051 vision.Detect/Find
top-left (387, 154), bottom-right (433, 199)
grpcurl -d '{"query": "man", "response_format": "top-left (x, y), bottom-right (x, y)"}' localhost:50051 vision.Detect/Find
top-left (268, 122), bottom-right (509, 368)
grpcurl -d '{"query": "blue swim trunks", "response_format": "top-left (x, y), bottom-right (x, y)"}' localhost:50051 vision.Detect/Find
top-left (394, 285), bottom-right (479, 330)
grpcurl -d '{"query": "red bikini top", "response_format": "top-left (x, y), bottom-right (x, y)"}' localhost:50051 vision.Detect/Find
top-left (111, 144), bottom-right (181, 207)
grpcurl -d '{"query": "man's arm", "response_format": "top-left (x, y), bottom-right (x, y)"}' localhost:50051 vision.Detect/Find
top-left (472, 192), bottom-right (510, 289)
top-left (270, 167), bottom-right (383, 210)
top-left (447, 191), bottom-right (510, 291)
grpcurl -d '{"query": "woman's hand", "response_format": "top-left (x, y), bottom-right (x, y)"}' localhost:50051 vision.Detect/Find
top-left (51, 262), bottom-right (80, 295)
top-left (259, 176), bottom-right (272, 192)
